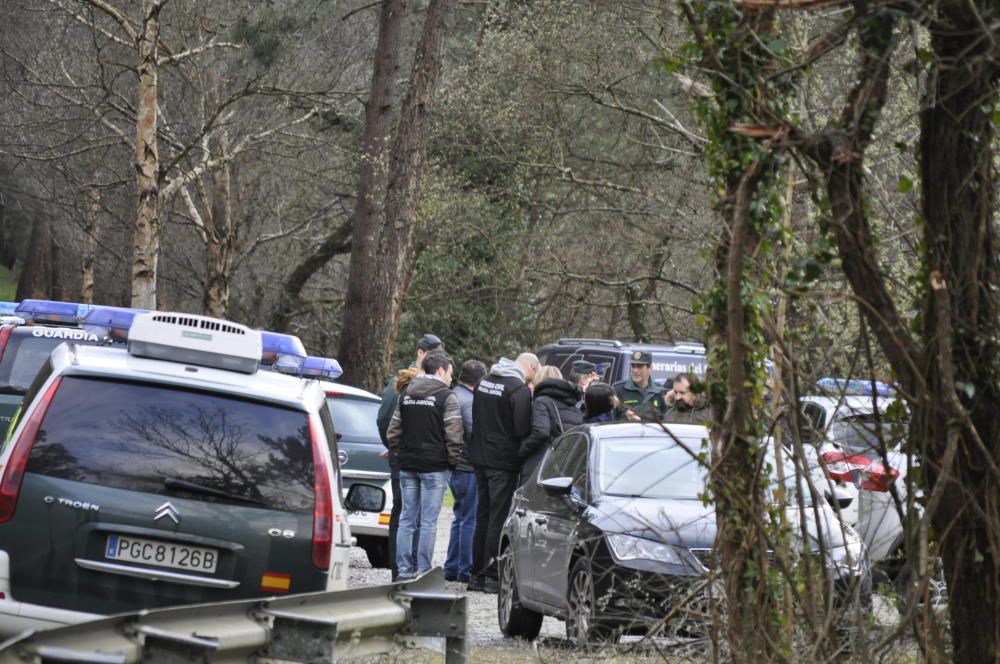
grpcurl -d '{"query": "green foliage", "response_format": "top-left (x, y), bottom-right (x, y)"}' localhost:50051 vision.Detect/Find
top-left (398, 168), bottom-right (536, 367)
top-left (0, 263), bottom-right (16, 301)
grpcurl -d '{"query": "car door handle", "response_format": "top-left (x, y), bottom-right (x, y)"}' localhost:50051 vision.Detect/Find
top-left (514, 508), bottom-right (527, 517)
top-left (533, 516), bottom-right (548, 525)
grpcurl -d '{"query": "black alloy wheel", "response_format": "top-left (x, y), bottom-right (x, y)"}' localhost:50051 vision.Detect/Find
top-left (565, 557), bottom-right (615, 646)
top-left (498, 544), bottom-right (543, 639)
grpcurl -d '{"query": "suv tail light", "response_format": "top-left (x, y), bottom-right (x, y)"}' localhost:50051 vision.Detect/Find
top-left (820, 450), bottom-right (898, 492)
top-left (0, 377), bottom-right (62, 523)
top-left (859, 462), bottom-right (899, 492)
top-left (309, 416), bottom-right (332, 570)
top-left (0, 325), bottom-right (13, 362)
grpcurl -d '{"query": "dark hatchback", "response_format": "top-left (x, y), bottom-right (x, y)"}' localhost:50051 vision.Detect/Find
top-left (498, 422), bottom-right (871, 644)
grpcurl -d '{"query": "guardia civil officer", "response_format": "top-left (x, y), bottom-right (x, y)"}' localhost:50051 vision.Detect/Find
top-left (612, 350), bottom-right (665, 420)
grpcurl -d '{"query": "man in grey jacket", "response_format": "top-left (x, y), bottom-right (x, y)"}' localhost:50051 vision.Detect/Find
top-left (443, 359), bottom-right (487, 583)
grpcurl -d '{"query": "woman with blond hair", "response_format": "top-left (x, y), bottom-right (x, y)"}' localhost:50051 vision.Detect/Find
top-left (518, 365), bottom-right (583, 483)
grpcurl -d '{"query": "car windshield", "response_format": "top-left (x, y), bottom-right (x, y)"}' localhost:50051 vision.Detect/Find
top-left (325, 395), bottom-right (380, 441)
top-left (0, 334), bottom-right (69, 392)
top-left (596, 435), bottom-right (707, 499)
top-left (26, 376), bottom-right (315, 512)
top-left (828, 413), bottom-right (897, 455)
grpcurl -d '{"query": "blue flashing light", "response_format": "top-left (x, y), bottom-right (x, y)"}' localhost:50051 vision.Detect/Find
top-left (82, 306), bottom-right (150, 343)
top-left (816, 377), bottom-right (895, 397)
top-left (0, 302), bottom-right (18, 316)
top-left (15, 299), bottom-right (94, 326)
top-left (275, 355), bottom-right (343, 380)
top-left (260, 331), bottom-right (307, 369)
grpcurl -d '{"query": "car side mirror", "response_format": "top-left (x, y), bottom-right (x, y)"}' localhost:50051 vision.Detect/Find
top-left (825, 487), bottom-right (853, 510)
top-left (344, 483), bottom-right (386, 513)
top-left (539, 476), bottom-right (573, 496)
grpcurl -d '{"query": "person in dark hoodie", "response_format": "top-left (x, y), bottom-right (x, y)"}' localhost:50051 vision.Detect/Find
top-left (443, 359), bottom-right (487, 583)
top-left (518, 365), bottom-right (584, 483)
top-left (467, 352), bottom-right (537, 593)
top-left (385, 350), bottom-right (464, 580)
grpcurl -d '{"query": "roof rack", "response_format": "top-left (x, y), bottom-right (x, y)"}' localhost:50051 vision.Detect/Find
top-left (554, 338), bottom-right (623, 348)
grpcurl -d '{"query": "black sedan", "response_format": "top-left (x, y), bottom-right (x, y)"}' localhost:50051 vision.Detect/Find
top-left (497, 422), bottom-right (871, 644)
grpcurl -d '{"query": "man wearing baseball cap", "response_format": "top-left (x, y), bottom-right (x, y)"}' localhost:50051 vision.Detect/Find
top-left (569, 359), bottom-right (599, 409)
top-left (376, 333), bottom-right (444, 580)
top-left (612, 350), bottom-right (665, 420)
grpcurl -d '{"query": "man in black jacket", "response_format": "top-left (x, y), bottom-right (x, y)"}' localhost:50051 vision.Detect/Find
top-left (467, 352), bottom-right (538, 592)
top-left (385, 350), bottom-right (463, 580)
top-left (376, 333), bottom-right (443, 580)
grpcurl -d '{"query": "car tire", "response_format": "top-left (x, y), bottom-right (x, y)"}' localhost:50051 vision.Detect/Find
top-left (565, 557), bottom-right (616, 647)
top-left (498, 544), bottom-right (543, 639)
top-left (894, 561), bottom-right (947, 616)
top-left (358, 536), bottom-right (391, 569)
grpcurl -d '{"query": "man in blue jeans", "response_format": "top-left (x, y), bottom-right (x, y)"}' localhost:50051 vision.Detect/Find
top-left (443, 359), bottom-right (487, 583)
top-left (385, 350), bottom-right (464, 580)
top-left (377, 333), bottom-right (443, 580)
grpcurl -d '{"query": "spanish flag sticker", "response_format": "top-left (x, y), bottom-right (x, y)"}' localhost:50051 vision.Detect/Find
top-left (261, 572), bottom-right (291, 594)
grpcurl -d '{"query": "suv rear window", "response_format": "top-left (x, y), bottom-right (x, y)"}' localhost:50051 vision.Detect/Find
top-left (26, 376), bottom-right (314, 512)
top-left (325, 396), bottom-right (380, 442)
top-left (0, 333), bottom-right (76, 392)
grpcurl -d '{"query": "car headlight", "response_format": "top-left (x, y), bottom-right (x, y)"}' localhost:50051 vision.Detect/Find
top-left (606, 534), bottom-right (684, 565)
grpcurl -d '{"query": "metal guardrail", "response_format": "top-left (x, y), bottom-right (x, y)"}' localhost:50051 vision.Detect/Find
top-left (0, 569), bottom-right (466, 663)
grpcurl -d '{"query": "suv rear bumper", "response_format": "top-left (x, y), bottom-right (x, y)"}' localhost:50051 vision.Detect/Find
top-left (0, 551), bottom-right (100, 639)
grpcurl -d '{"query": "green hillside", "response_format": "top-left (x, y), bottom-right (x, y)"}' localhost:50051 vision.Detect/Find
top-left (0, 264), bottom-right (17, 301)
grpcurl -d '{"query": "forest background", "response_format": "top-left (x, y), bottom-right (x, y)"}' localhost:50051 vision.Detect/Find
top-left (1, 1), bottom-right (997, 662)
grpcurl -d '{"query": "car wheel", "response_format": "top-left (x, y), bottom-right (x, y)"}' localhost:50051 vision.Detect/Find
top-left (565, 558), bottom-right (615, 647)
top-left (358, 537), bottom-right (391, 569)
top-left (894, 562), bottom-right (947, 616)
top-left (498, 544), bottom-right (543, 639)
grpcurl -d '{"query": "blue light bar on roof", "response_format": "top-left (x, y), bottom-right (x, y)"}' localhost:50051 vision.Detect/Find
top-left (15, 299), bottom-right (94, 326)
top-left (816, 377), bottom-right (895, 397)
top-left (260, 331), bottom-right (307, 370)
top-left (0, 302), bottom-right (18, 316)
top-left (274, 355), bottom-right (343, 380)
top-left (81, 306), bottom-right (150, 343)
top-left (302, 356), bottom-right (343, 380)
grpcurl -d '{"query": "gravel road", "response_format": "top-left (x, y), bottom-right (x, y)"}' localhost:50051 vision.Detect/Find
top-left (347, 502), bottom-right (901, 660)
top-left (347, 506), bottom-right (564, 646)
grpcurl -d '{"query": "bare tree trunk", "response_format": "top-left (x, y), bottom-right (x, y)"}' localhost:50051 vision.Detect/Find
top-left (202, 133), bottom-right (233, 318)
top-left (15, 217), bottom-right (49, 300)
top-left (80, 189), bottom-right (100, 304)
top-left (270, 218), bottom-right (353, 332)
top-left (339, 0), bottom-right (459, 390)
top-left (336, 0), bottom-right (404, 390)
top-left (0, 201), bottom-right (17, 270)
top-left (918, 3), bottom-right (1000, 658)
top-left (130, 0), bottom-right (162, 309)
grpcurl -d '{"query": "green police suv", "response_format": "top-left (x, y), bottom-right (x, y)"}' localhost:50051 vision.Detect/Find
top-left (0, 312), bottom-right (383, 637)
top-left (0, 300), bottom-right (104, 430)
